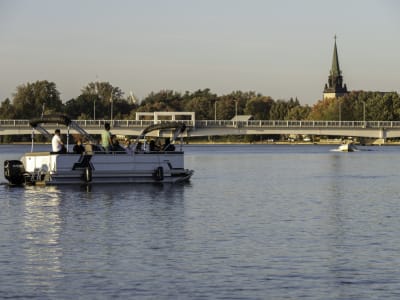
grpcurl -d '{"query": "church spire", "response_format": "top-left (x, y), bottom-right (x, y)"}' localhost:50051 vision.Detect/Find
top-left (330, 35), bottom-right (341, 77)
top-left (323, 35), bottom-right (348, 99)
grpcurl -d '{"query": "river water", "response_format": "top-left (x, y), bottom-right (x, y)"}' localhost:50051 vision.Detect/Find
top-left (1, 144), bottom-right (400, 299)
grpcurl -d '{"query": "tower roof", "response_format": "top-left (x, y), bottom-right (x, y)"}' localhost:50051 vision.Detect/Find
top-left (323, 35), bottom-right (348, 99)
top-left (330, 36), bottom-right (341, 77)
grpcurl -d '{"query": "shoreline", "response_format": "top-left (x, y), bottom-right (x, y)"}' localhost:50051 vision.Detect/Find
top-left (0, 141), bottom-right (400, 147)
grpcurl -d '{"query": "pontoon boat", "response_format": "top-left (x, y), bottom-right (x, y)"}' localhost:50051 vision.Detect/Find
top-left (4, 115), bottom-right (194, 186)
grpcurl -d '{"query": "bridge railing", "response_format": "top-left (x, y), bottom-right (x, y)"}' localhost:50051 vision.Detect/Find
top-left (3, 119), bottom-right (400, 129)
top-left (196, 120), bottom-right (400, 128)
top-left (0, 119), bottom-right (195, 128)
top-left (74, 119), bottom-right (157, 128)
top-left (0, 119), bottom-right (30, 126)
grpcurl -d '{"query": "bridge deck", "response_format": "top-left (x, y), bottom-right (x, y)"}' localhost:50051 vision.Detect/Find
top-left (1, 119), bottom-right (400, 138)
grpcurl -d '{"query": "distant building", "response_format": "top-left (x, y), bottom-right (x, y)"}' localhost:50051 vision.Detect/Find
top-left (323, 36), bottom-right (348, 99)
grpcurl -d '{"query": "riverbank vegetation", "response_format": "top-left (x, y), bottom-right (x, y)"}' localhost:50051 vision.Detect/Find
top-left (1, 80), bottom-right (399, 122)
top-left (1, 80), bottom-right (399, 143)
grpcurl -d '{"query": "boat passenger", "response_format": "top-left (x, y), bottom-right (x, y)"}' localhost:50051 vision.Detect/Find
top-left (83, 140), bottom-right (94, 155)
top-left (163, 138), bottom-right (175, 151)
top-left (123, 138), bottom-right (133, 154)
top-left (73, 139), bottom-right (85, 154)
top-left (52, 129), bottom-right (66, 153)
top-left (135, 141), bottom-right (143, 152)
top-left (101, 123), bottom-right (113, 153)
top-left (111, 135), bottom-right (125, 153)
top-left (149, 140), bottom-right (160, 151)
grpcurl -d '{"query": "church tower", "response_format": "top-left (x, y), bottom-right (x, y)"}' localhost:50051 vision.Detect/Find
top-left (323, 36), bottom-right (348, 99)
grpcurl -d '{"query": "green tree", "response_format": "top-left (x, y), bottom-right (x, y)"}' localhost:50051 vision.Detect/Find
top-left (64, 94), bottom-right (97, 119)
top-left (269, 100), bottom-right (287, 120)
top-left (244, 96), bottom-right (273, 119)
top-left (12, 80), bottom-right (63, 118)
top-left (286, 105), bottom-right (311, 120)
top-left (214, 91), bottom-right (253, 120)
top-left (112, 97), bottom-right (138, 119)
top-left (337, 91), bottom-right (400, 121)
top-left (216, 95), bottom-right (237, 120)
top-left (183, 89), bottom-right (217, 120)
top-left (308, 97), bottom-right (340, 120)
top-left (0, 98), bottom-right (15, 118)
top-left (80, 81), bottom-right (126, 119)
top-left (138, 90), bottom-right (184, 113)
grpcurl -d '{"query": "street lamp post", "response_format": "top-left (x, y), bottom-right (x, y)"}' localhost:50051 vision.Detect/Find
top-left (214, 101), bottom-right (217, 122)
top-left (362, 101), bottom-right (366, 127)
top-left (235, 100), bottom-right (238, 127)
top-left (93, 84), bottom-right (97, 120)
top-left (110, 95), bottom-right (113, 125)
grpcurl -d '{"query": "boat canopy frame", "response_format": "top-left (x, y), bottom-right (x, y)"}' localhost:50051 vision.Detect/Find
top-left (29, 114), bottom-right (97, 152)
top-left (29, 115), bottom-right (188, 153)
top-left (134, 121), bottom-right (187, 150)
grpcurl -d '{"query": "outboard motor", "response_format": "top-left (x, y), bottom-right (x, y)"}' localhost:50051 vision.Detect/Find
top-left (4, 160), bottom-right (26, 185)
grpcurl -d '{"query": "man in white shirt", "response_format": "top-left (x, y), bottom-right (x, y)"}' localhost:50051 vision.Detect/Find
top-left (52, 129), bottom-right (65, 153)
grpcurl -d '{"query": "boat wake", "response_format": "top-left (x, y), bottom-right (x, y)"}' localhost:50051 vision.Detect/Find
top-left (330, 148), bottom-right (360, 152)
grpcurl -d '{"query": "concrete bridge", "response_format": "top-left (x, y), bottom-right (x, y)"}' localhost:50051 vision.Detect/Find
top-left (1, 119), bottom-right (400, 140)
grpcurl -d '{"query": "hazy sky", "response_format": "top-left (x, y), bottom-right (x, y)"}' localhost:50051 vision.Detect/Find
top-left (1, 0), bottom-right (399, 105)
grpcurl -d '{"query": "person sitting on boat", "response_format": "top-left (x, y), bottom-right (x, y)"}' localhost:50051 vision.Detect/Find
top-left (83, 138), bottom-right (95, 155)
top-left (135, 141), bottom-right (143, 152)
top-left (111, 135), bottom-right (125, 153)
top-left (73, 138), bottom-right (85, 154)
top-left (101, 123), bottom-right (113, 153)
top-left (123, 138), bottom-right (134, 154)
top-left (162, 138), bottom-right (175, 151)
top-left (149, 140), bottom-right (160, 151)
top-left (52, 129), bottom-right (66, 153)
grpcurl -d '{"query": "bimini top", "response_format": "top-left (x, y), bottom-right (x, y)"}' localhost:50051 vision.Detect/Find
top-left (135, 122), bottom-right (187, 143)
top-left (138, 122), bottom-right (186, 136)
top-left (29, 114), bottom-right (73, 128)
top-left (29, 114), bottom-right (96, 144)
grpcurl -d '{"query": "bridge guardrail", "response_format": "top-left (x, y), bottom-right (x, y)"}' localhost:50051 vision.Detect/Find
top-left (0, 119), bottom-right (195, 128)
top-left (196, 120), bottom-right (400, 128)
top-left (0, 119), bottom-right (30, 127)
top-left (3, 119), bottom-right (400, 129)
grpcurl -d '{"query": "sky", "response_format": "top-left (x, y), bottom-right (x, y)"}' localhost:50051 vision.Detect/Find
top-left (0, 0), bottom-right (399, 106)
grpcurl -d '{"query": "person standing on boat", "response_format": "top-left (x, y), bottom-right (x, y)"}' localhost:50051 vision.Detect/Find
top-left (52, 129), bottom-right (66, 153)
top-left (101, 123), bottom-right (113, 153)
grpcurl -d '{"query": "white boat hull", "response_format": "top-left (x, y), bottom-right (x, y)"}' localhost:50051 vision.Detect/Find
top-left (338, 143), bottom-right (357, 152)
top-left (7, 151), bottom-right (193, 186)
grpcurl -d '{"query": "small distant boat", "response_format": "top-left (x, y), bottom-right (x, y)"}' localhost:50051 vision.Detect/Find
top-left (4, 114), bottom-right (194, 186)
top-left (337, 142), bottom-right (358, 152)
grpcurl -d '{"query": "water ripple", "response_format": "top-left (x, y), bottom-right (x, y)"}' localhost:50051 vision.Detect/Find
top-left (1, 145), bottom-right (400, 299)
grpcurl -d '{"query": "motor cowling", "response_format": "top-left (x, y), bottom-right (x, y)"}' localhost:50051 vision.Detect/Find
top-left (4, 160), bottom-right (26, 185)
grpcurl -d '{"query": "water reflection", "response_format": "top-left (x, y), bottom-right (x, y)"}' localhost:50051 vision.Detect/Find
top-left (21, 186), bottom-right (64, 293)
top-left (9, 183), bottom-right (189, 298)
top-left (3, 145), bottom-right (400, 299)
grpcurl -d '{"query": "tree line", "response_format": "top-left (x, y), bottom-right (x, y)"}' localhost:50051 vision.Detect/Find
top-left (1, 80), bottom-right (399, 122)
